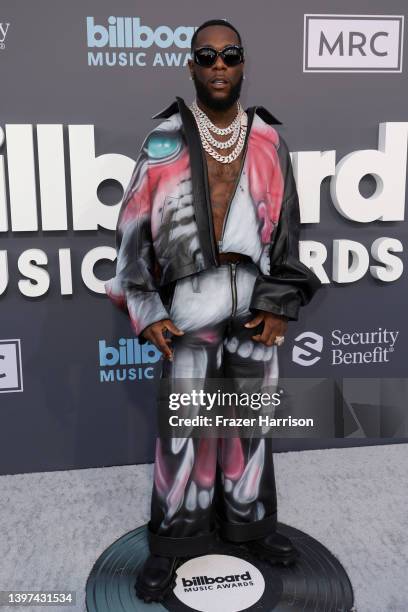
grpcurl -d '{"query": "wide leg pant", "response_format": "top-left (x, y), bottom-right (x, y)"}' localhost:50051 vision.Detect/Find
top-left (147, 261), bottom-right (279, 557)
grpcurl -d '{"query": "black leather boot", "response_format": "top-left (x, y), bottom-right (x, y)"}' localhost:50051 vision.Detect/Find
top-left (135, 554), bottom-right (180, 602)
top-left (240, 532), bottom-right (299, 567)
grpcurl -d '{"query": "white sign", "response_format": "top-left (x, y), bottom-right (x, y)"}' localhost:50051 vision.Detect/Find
top-left (304, 14), bottom-right (404, 72)
top-left (174, 554), bottom-right (265, 612)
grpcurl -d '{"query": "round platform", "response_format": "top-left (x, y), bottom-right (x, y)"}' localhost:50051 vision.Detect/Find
top-left (86, 523), bottom-right (354, 612)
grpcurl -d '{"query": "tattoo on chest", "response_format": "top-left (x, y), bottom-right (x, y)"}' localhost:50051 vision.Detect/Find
top-left (206, 153), bottom-right (243, 200)
top-left (208, 159), bottom-right (239, 182)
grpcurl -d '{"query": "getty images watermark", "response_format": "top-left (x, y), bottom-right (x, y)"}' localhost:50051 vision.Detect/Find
top-left (158, 378), bottom-right (316, 438)
top-left (158, 377), bottom-right (408, 439)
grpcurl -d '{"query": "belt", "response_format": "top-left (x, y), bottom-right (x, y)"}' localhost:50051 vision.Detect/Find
top-left (218, 252), bottom-right (252, 265)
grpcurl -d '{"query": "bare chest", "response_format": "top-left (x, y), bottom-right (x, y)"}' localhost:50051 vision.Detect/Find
top-left (204, 149), bottom-right (244, 242)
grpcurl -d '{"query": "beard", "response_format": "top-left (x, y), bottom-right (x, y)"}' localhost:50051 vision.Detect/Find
top-left (193, 73), bottom-right (244, 112)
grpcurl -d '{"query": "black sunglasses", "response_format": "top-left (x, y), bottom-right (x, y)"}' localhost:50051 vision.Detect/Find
top-left (193, 44), bottom-right (245, 68)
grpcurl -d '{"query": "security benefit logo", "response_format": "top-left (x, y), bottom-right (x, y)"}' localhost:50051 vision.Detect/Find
top-left (0, 22), bottom-right (10, 50)
top-left (304, 14), bottom-right (404, 72)
top-left (292, 332), bottom-right (323, 366)
top-left (0, 339), bottom-right (23, 393)
top-left (86, 16), bottom-right (195, 67)
top-left (293, 328), bottom-right (399, 366)
top-left (174, 555), bottom-right (265, 612)
top-left (98, 337), bottom-right (161, 382)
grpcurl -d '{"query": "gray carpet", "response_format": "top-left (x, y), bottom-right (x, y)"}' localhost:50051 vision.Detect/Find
top-left (0, 444), bottom-right (407, 612)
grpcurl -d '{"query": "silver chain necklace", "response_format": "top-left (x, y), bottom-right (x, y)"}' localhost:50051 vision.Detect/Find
top-left (189, 99), bottom-right (248, 164)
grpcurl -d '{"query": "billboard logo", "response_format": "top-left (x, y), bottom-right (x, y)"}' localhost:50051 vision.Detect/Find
top-left (174, 555), bottom-right (264, 611)
top-left (0, 339), bottom-right (23, 393)
top-left (292, 332), bottom-right (323, 366)
top-left (86, 16), bottom-right (196, 67)
top-left (304, 14), bottom-right (404, 72)
top-left (1, 121), bottom-right (406, 300)
top-left (98, 338), bottom-right (162, 382)
top-left (0, 22), bottom-right (10, 50)
top-left (87, 17), bottom-right (193, 49)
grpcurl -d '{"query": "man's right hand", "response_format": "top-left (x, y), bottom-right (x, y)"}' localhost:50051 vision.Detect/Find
top-left (142, 319), bottom-right (184, 361)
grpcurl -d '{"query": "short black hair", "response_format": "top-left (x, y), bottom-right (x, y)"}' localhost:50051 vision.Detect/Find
top-left (190, 19), bottom-right (242, 53)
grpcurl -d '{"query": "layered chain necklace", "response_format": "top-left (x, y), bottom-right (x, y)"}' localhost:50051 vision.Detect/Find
top-left (189, 99), bottom-right (248, 164)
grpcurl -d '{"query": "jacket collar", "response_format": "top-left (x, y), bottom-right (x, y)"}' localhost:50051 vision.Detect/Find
top-left (151, 96), bottom-right (282, 125)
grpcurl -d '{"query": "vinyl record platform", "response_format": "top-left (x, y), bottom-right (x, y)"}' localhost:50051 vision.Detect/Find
top-left (86, 523), bottom-right (355, 612)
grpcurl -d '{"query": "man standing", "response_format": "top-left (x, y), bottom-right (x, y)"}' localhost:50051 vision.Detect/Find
top-left (106, 18), bottom-right (322, 603)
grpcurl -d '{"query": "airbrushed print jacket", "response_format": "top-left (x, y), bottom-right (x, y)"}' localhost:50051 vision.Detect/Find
top-left (105, 96), bottom-right (322, 343)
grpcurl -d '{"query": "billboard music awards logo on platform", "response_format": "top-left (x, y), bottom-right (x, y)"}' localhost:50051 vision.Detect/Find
top-left (173, 554), bottom-right (265, 612)
top-left (0, 339), bottom-right (23, 393)
top-left (303, 14), bottom-right (404, 72)
top-left (0, 21), bottom-right (10, 50)
top-left (98, 337), bottom-right (161, 382)
top-left (86, 16), bottom-right (196, 67)
top-left (292, 328), bottom-right (399, 366)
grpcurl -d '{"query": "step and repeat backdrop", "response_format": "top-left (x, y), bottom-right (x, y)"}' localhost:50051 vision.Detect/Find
top-left (1, 1), bottom-right (407, 474)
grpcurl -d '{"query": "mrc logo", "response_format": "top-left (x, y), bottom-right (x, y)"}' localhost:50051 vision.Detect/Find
top-left (303, 14), bottom-right (404, 72)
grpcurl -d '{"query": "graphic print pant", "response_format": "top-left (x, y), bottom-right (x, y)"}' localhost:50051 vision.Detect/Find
top-left (148, 261), bottom-right (279, 557)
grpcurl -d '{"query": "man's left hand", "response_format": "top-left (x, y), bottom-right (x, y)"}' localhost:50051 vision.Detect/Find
top-left (244, 310), bottom-right (289, 346)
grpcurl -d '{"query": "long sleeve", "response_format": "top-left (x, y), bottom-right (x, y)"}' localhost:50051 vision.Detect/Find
top-left (249, 135), bottom-right (322, 320)
top-left (105, 134), bottom-right (169, 343)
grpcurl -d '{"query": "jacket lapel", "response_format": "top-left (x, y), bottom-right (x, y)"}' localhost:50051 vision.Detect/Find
top-left (176, 96), bottom-right (217, 265)
top-left (150, 100), bottom-right (179, 119)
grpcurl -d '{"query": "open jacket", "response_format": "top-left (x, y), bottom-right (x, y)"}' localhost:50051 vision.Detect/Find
top-left (105, 96), bottom-right (322, 342)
